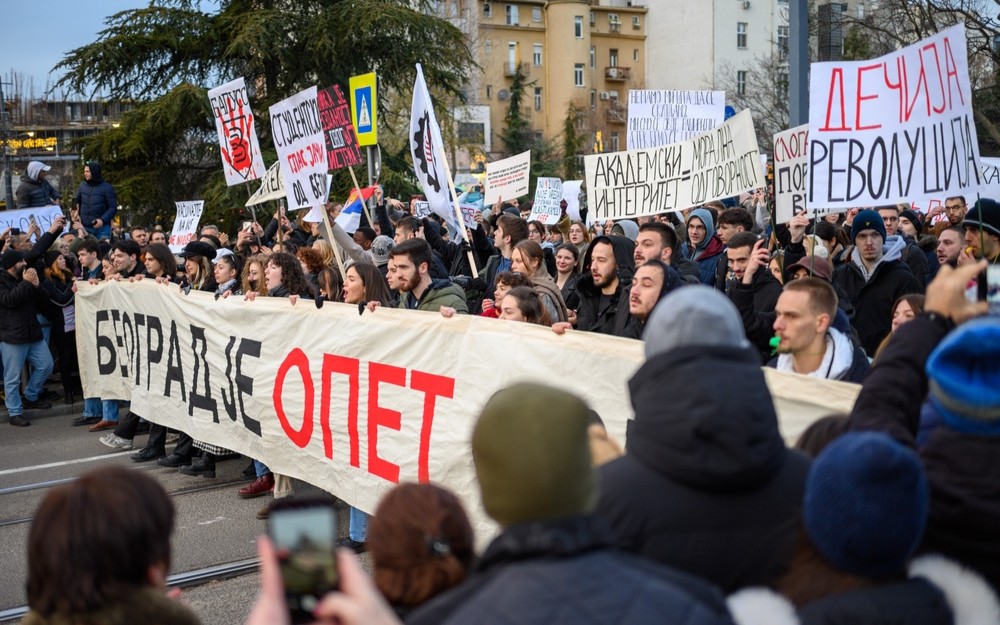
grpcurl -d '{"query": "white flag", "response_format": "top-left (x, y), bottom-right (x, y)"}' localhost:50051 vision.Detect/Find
top-left (409, 64), bottom-right (465, 242)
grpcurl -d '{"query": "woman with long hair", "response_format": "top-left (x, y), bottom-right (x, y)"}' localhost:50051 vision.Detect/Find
top-left (311, 238), bottom-right (337, 269)
top-left (240, 254), bottom-right (269, 297)
top-left (498, 286), bottom-right (553, 326)
top-left (316, 266), bottom-right (344, 303)
top-left (511, 240), bottom-right (568, 323)
top-left (40, 249), bottom-right (80, 404)
top-left (873, 294), bottom-right (925, 360)
top-left (568, 220), bottom-right (591, 271)
top-left (178, 242), bottom-right (216, 292)
top-left (342, 262), bottom-right (393, 309)
top-left (213, 254), bottom-right (242, 297)
top-left (554, 243), bottom-right (581, 310)
top-left (143, 243), bottom-right (178, 281)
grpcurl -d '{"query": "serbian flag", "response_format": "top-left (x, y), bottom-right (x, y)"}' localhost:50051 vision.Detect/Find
top-left (335, 186), bottom-right (376, 233)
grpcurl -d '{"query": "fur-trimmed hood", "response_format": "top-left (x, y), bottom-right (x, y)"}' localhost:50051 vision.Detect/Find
top-left (727, 555), bottom-right (1000, 625)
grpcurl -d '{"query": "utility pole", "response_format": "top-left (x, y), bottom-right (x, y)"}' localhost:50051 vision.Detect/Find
top-left (0, 78), bottom-right (13, 209)
top-left (789, 0), bottom-right (809, 126)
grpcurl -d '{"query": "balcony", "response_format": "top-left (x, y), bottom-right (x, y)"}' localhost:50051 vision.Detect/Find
top-left (605, 66), bottom-right (631, 81)
top-left (504, 62), bottom-right (529, 77)
top-left (606, 102), bottom-right (627, 124)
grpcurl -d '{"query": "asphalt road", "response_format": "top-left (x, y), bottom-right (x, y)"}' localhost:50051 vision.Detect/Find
top-left (0, 394), bottom-right (364, 625)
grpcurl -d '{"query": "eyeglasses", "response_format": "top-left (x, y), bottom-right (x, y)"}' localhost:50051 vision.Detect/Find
top-left (688, 224), bottom-right (707, 231)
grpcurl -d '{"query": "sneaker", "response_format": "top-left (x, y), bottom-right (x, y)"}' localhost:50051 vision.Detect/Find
top-left (8, 415), bottom-right (30, 427)
top-left (99, 433), bottom-right (134, 451)
top-left (22, 396), bottom-right (53, 410)
top-left (131, 447), bottom-right (166, 463)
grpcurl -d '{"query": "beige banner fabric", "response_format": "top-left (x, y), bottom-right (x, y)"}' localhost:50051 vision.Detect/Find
top-left (76, 281), bottom-right (858, 535)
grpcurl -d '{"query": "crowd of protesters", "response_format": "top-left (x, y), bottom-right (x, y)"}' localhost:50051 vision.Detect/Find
top-left (8, 160), bottom-right (1000, 625)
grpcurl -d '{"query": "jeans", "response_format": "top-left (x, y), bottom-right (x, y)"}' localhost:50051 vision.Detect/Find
top-left (0, 340), bottom-right (53, 417)
top-left (349, 507), bottom-right (370, 542)
top-left (83, 397), bottom-right (102, 418)
top-left (254, 460), bottom-right (270, 478)
top-left (86, 224), bottom-right (112, 240)
top-left (101, 399), bottom-right (120, 422)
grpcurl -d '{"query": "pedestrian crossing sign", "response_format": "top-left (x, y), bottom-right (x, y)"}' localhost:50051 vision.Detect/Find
top-left (349, 72), bottom-right (378, 146)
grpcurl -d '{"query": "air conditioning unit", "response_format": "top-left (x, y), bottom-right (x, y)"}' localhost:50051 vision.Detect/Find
top-left (600, 92), bottom-right (610, 100)
top-left (607, 68), bottom-right (618, 79)
top-left (743, 0), bottom-right (751, 8)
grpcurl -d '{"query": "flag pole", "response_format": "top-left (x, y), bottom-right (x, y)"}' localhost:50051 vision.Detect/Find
top-left (436, 144), bottom-right (480, 278)
top-left (320, 206), bottom-right (349, 280)
top-left (347, 166), bottom-right (376, 229)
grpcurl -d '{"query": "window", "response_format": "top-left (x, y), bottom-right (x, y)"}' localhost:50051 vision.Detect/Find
top-left (505, 4), bottom-right (518, 25)
top-left (589, 46), bottom-right (596, 68)
top-left (590, 89), bottom-right (597, 110)
top-left (610, 132), bottom-right (620, 152)
top-left (737, 22), bottom-right (747, 49)
top-left (857, 1), bottom-right (865, 18)
top-left (483, 2), bottom-right (492, 17)
top-left (575, 15), bottom-right (583, 38)
top-left (633, 48), bottom-right (639, 62)
top-left (609, 13), bottom-right (621, 32)
top-left (486, 84), bottom-right (493, 99)
top-left (632, 16), bottom-right (641, 29)
top-left (534, 87), bottom-right (542, 111)
top-left (484, 40), bottom-right (492, 55)
top-left (532, 6), bottom-right (542, 22)
top-left (574, 64), bottom-right (584, 87)
top-left (458, 122), bottom-right (485, 144)
top-left (736, 70), bottom-right (747, 96)
top-left (777, 25), bottom-right (789, 58)
top-left (590, 12), bottom-right (596, 26)
top-left (533, 43), bottom-right (542, 66)
top-left (609, 48), bottom-right (619, 67)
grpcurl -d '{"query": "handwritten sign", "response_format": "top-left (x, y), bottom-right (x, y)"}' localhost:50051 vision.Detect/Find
top-left (269, 86), bottom-right (328, 210)
top-left (773, 125), bottom-right (809, 224)
top-left (808, 24), bottom-right (982, 211)
top-left (528, 177), bottom-right (563, 224)
top-left (246, 161), bottom-right (285, 207)
top-left (627, 90), bottom-right (725, 150)
top-left (208, 78), bottom-right (266, 186)
top-left (484, 150), bottom-right (531, 205)
top-left (585, 109), bottom-right (764, 220)
top-left (318, 85), bottom-right (363, 170)
top-left (168, 201), bottom-right (205, 253)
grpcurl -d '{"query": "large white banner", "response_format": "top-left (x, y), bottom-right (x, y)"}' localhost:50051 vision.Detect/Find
top-left (483, 150), bottom-right (531, 205)
top-left (807, 24), bottom-right (982, 211)
top-left (75, 282), bottom-right (858, 540)
top-left (627, 90), bottom-right (725, 151)
top-left (585, 109), bottom-right (764, 221)
top-left (208, 77), bottom-right (267, 186)
top-left (168, 201), bottom-right (204, 253)
top-left (270, 86), bottom-right (328, 210)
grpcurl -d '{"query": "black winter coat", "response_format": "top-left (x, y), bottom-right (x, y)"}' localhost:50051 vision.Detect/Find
top-left (16, 175), bottom-right (60, 208)
top-left (597, 345), bottom-right (811, 594)
top-left (0, 271), bottom-right (44, 344)
top-left (406, 515), bottom-right (735, 625)
top-left (575, 235), bottom-right (636, 336)
top-left (848, 314), bottom-right (1000, 594)
top-left (726, 268), bottom-right (783, 363)
top-left (73, 163), bottom-right (117, 226)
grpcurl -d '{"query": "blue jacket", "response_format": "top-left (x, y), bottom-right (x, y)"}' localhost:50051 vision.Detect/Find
top-left (73, 163), bottom-right (117, 226)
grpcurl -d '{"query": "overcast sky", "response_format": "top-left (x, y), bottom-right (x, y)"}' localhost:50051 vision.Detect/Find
top-left (1, 1), bottom-right (169, 96)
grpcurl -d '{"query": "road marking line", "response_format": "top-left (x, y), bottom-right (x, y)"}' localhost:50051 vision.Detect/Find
top-left (0, 451), bottom-right (131, 476)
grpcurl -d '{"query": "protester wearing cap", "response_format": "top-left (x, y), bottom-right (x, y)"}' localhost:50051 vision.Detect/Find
top-left (769, 278), bottom-right (869, 383)
top-left (681, 208), bottom-right (726, 285)
top-left (962, 198), bottom-right (1000, 265)
top-left (370, 235), bottom-right (393, 274)
top-left (16, 160), bottom-right (61, 208)
top-left (178, 240), bottom-right (217, 292)
top-left (848, 260), bottom-right (1000, 593)
top-left (0, 248), bottom-right (54, 426)
top-left (597, 286), bottom-right (811, 594)
top-left (408, 383), bottom-right (734, 625)
top-left (728, 432), bottom-right (1000, 625)
top-left (832, 209), bottom-right (922, 356)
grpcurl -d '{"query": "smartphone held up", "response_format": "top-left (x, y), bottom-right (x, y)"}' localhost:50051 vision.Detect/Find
top-left (268, 498), bottom-right (339, 624)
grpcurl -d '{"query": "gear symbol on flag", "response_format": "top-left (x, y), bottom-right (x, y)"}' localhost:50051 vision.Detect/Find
top-left (413, 112), bottom-right (442, 193)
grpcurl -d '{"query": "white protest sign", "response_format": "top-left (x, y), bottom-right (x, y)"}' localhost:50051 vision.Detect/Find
top-left (627, 90), bottom-right (725, 150)
top-left (562, 180), bottom-right (584, 221)
top-left (269, 86), bottom-right (328, 210)
top-left (773, 125), bottom-right (809, 224)
top-left (807, 24), bottom-right (982, 211)
top-left (168, 201), bottom-right (205, 253)
top-left (208, 77), bottom-right (267, 186)
top-left (76, 281), bottom-right (860, 546)
top-left (0, 205), bottom-right (65, 238)
top-left (484, 150), bottom-right (531, 205)
top-left (246, 161), bottom-right (284, 207)
top-left (585, 109), bottom-right (764, 220)
top-left (528, 177), bottom-right (563, 224)
top-left (904, 157), bottom-right (1000, 217)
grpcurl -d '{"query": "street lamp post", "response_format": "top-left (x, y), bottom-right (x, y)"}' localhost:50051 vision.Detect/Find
top-left (0, 79), bottom-right (14, 209)
top-left (789, 0), bottom-right (809, 126)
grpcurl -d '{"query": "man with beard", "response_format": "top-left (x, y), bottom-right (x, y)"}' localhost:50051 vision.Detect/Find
top-left (633, 222), bottom-right (701, 284)
top-left (936, 226), bottom-right (964, 268)
top-left (628, 260), bottom-right (681, 336)
top-left (390, 238), bottom-right (468, 313)
top-left (575, 236), bottom-right (635, 336)
top-left (929, 195), bottom-right (968, 237)
top-left (0, 249), bottom-right (54, 426)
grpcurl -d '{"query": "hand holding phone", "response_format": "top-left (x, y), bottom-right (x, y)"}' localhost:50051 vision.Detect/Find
top-left (268, 498), bottom-right (339, 624)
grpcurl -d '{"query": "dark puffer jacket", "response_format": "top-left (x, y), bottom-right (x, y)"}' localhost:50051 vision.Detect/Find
top-left (0, 271), bottom-right (43, 344)
top-left (597, 344), bottom-right (811, 594)
top-left (73, 162), bottom-right (117, 227)
top-left (406, 515), bottom-right (736, 625)
top-left (574, 235), bottom-right (636, 336)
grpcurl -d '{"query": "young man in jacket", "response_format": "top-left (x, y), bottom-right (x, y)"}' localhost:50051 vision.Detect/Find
top-left (575, 235), bottom-right (635, 336)
top-left (724, 233), bottom-right (783, 362)
top-left (16, 161), bottom-right (61, 208)
top-left (390, 239), bottom-right (468, 313)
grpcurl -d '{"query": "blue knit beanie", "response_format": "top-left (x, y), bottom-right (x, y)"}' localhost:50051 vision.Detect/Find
top-left (804, 432), bottom-right (929, 579)
top-left (851, 209), bottom-right (887, 245)
top-left (926, 318), bottom-right (1000, 435)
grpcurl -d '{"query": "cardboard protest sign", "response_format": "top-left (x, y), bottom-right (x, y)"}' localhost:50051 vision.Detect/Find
top-left (168, 201), bottom-right (205, 253)
top-left (562, 180), bottom-right (584, 221)
top-left (0, 205), bottom-right (65, 237)
top-left (585, 109), bottom-right (764, 221)
top-left (318, 85), bottom-right (363, 170)
top-left (627, 90), bottom-right (725, 150)
top-left (906, 157), bottom-right (1000, 217)
top-left (77, 281), bottom-right (859, 545)
top-left (773, 125), bottom-right (809, 224)
top-left (484, 150), bottom-right (531, 205)
top-left (269, 87), bottom-right (328, 210)
top-left (529, 177), bottom-right (563, 224)
top-left (246, 161), bottom-right (285, 207)
top-left (208, 78), bottom-right (266, 185)
top-left (807, 24), bottom-right (982, 211)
